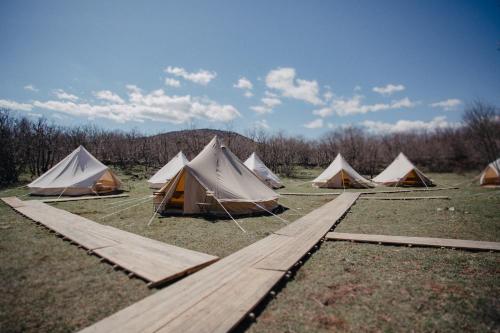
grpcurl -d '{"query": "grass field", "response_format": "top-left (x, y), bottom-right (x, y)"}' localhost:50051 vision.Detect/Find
top-left (0, 168), bottom-right (499, 332)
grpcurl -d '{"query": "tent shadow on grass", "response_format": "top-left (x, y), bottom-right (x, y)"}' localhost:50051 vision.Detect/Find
top-left (157, 205), bottom-right (291, 223)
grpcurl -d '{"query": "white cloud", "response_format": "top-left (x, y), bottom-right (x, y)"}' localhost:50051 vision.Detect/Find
top-left (266, 67), bottom-right (323, 105)
top-left (354, 85), bottom-right (362, 92)
top-left (250, 105), bottom-right (272, 114)
top-left (373, 84), bottom-right (405, 96)
top-left (93, 90), bottom-right (124, 104)
top-left (24, 84), bottom-right (38, 92)
top-left (33, 85), bottom-right (240, 124)
top-left (164, 78), bottom-right (181, 87)
top-left (362, 116), bottom-right (460, 133)
top-left (430, 98), bottom-right (462, 111)
top-left (254, 119), bottom-right (270, 130)
top-left (313, 95), bottom-right (416, 117)
top-left (27, 112), bottom-right (42, 118)
top-left (234, 77), bottom-right (253, 98)
top-left (53, 89), bottom-right (79, 101)
top-left (323, 91), bottom-right (334, 102)
top-left (265, 91), bottom-right (278, 98)
top-left (233, 77), bottom-right (253, 90)
top-left (261, 97), bottom-right (282, 108)
top-left (0, 99), bottom-right (33, 111)
top-left (304, 118), bottom-right (324, 129)
top-left (164, 66), bottom-right (216, 85)
top-left (250, 96), bottom-right (282, 115)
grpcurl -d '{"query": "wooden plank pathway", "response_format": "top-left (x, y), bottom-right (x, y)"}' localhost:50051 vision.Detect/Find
top-left (1, 197), bottom-right (218, 286)
top-left (79, 192), bottom-right (360, 333)
top-left (360, 196), bottom-right (449, 200)
top-left (326, 232), bottom-right (500, 251)
top-left (36, 193), bottom-right (129, 203)
top-left (279, 186), bottom-right (459, 196)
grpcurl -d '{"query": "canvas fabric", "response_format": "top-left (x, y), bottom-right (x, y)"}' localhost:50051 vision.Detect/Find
top-left (148, 151), bottom-right (189, 189)
top-left (28, 146), bottom-right (121, 195)
top-left (372, 152), bottom-right (433, 186)
top-left (244, 152), bottom-right (283, 189)
top-left (312, 153), bottom-right (374, 188)
top-left (155, 136), bottom-right (279, 215)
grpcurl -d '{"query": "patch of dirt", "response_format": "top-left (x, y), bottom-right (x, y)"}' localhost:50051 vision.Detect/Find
top-left (319, 283), bottom-right (375, 306)
top-left (313, 313), bottom-right (348, 330)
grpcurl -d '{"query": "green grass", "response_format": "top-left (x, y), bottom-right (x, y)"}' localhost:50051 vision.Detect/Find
top-left (0, 168), bottom-right (499, 332)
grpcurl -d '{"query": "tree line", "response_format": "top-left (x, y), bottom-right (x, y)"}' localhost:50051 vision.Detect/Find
top-left (0, 100), bottom-right (498, 186)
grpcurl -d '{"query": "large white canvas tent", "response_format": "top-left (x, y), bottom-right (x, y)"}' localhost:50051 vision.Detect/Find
top-left (479, 158), bottom-right (500, 186)
top-left (244, 152), bottom-right (283, 189)
top-left (154, 136), bottom-right (279, 215)
top-left (148, 151), bottom-right (189, 189)
top-left (28, 145), bottom-right (121, 196)
top-left (312, 153), bottom-right (375, 188)
top-left (373, 152), bottom-right (433, 187)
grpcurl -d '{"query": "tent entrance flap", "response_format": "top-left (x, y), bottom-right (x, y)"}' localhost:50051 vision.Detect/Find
top-left (401, 170), bottom-right (428, 186)
top-left (168, 170), bottom-right (186, 209)
top-left (94, 170), bottom-right (120, 193)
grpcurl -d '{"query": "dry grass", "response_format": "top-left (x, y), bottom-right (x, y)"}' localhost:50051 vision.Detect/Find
top-left (0, 168), bottom-right (499, 332)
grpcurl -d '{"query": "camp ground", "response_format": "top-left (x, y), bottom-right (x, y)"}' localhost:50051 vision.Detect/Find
top-left (1, 131), bottom-right (499, 333)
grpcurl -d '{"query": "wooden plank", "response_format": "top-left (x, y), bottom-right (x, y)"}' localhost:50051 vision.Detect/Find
top-left (360, 186), bottom-right (459, 194)
top-left (360, 196), bottom-right (449, 200)
top-left (1, 197), bottom-right (218, 285)
top-left (1, 197), bottom-right (27, 208)
top-left (79, 193), bottom-right (360, 333)
top-left (279, 192), bottom-right (340, 196)
top-left (36, 193), bottom-right (129, 203)
top-left (326, 232), bottom-right (500, 251)
top-left (279, 186), bottom-right (459, 196)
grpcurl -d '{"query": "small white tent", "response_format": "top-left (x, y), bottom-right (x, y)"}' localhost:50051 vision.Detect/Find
top-left (479, 158), bottom-right (500, 186)
top-left (312, 153), bottom-right (375, 188)
top-left (373, 152), bottom-right (433, 187)
top-left (148, 151), bottom-right (189, 189)
top-left (154, 136), bottom-right (279, 215)
top-left (244, 153), bottom-right (283, 189)
top-left (28, 146), bottom-right (121, 196)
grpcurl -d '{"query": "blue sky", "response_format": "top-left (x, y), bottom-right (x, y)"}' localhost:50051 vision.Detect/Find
top-left (0, 0), bottom-right (499, 137)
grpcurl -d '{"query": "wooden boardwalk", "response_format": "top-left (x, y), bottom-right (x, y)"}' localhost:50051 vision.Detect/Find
top-left (79, 192), bottom-right (360, 333)
top-left (360, 196), bottom-right (449, 200)
top-left (326, 232), bottom-right (500, 251)
top-left (1, 197), bottom-right (218, 287)
top-left (279, 186), bottom-right (459, 196)
top-left (36, 193), bottom-right (129, 203)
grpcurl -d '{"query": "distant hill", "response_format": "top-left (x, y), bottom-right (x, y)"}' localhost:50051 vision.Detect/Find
top-left (144, 128), bottom-right (256, 162)
top-left (149, 128), bottom-right (254, 146)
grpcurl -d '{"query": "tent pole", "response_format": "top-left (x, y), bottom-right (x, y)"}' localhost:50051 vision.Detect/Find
top-left (214, 197), bottom-right (246, 233)
top-left (341, 170), bottom-right (346, 192)
top-left (252, 201), bottom-right (289, 224)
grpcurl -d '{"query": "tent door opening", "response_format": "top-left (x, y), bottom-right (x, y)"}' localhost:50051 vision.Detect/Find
top-left (402, 170), bottom-right (420, 186)
top-left (168, 171), bottom-right (186, 210)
